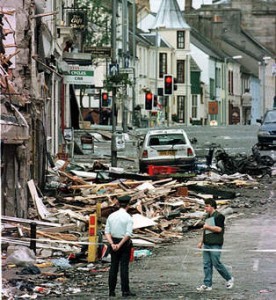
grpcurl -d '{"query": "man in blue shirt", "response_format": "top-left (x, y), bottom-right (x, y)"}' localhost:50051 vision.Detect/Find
top-left (105, 195), bottom-right (136, 298)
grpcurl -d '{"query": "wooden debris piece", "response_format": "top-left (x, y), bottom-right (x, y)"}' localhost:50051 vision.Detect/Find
top-left (132, 214), bottom-right (157, 230)
top-left (27, 180), bottom-right (51, 220)
top-left (70, 170), bottom-right (97, 179)
top-left (58, 170), bottom-right (89, 185)
top-left (70, 180), bottom-right (149, 190)
top-left (1, 215), bottom-right (61, 227)
top-left (40, 224), bottom-right (79, 233)
top-left (22, 226), bottom-right (79, 242)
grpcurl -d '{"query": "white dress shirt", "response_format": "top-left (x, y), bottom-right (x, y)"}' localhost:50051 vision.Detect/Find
top-left (105, 208), bottom-right (133, 238)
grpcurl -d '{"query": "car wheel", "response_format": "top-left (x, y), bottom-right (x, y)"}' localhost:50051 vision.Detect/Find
top-left (260, 155), bottom-right (274, 167)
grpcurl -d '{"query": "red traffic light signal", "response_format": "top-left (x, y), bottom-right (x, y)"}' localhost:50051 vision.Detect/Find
top-left (164, 75), bottom-right (174, 95)
top-left (102, 92), bottom-right (109, 107)
top-left (145, 92), bottom-right (153, 110)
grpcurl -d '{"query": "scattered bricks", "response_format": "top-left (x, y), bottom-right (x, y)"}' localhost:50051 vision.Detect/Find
top-left (176, 187), bottom-right (188, 197)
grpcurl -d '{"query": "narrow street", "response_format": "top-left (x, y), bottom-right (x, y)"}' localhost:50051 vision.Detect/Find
top-left (1, 1), bottom-right (275, 299)
top-left (39, 181), bottom-right (276, 300)
top-left (2, 125), bottom-right (276, 300)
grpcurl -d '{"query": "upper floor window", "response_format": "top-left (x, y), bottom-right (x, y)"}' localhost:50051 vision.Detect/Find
top-left (210, 78), bottom-right (215, 100)
top-left (177, 31), bottom-right (185, 49)
top-left (228, 70), bottom-right (234, 94)
top-left (177, 60), bottom-right (185, 83)
top-left (215, 67), bottom-right (221, 88)
top-left (159, 53), bottom-right (167, 78)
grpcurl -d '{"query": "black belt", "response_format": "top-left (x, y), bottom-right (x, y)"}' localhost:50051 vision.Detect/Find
top-left (112, 237), bottom-right (123, 242)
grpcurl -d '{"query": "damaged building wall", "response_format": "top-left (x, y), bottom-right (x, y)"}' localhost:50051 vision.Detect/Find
top-left (0, 0), bottom-right (48, 217)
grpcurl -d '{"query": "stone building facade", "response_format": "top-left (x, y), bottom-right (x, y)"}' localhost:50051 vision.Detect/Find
top-left (1, 0), bottom-right (48, 217)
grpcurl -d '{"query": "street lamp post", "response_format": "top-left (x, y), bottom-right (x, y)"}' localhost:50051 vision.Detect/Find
top-left (122, 0), bottom-right (128, 133)
top-left (131, 0), bottom-right (136, 126)
top-left (111, 0), bottom-right (117, 167)
top-left (261, 56), bottom-right (271, 116)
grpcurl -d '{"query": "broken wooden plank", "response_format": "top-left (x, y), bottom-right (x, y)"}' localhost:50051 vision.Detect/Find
top-left (1, 215), bottom-right (61, 227)
top-left (27, 180), bottom-right (51, 220)
top-left (22, 226), bottom-right (79, 242)
top-left (39, 224), bottom-right (79, 233)
top-left (58, 170), bottom-right (89, 185)
top-left (70, 180), bottom-right (149, 190)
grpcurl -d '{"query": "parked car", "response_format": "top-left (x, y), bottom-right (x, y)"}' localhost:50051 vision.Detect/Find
top-left (257, 109), bottom-right (276, 148)
top-left (138, 128), bottom-right (196, 173)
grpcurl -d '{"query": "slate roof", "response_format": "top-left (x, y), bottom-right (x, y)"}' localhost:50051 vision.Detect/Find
top-left (151, 0), bottom-right (190, 30)
top-left (191, 28), bottom-right (225, 60)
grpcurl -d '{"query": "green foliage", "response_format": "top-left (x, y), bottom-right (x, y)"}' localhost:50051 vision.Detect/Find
top-left (76, 0), bottom-right (111, 47)
top-left (104, 74), bottom-right (132, 92)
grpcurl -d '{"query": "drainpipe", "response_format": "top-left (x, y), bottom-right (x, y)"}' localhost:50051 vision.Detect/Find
top-left (132, 0), bottom-right (136, 126)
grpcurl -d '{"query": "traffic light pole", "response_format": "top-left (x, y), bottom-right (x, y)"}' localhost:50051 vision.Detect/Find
top-left (167, 96), bottom-right (170, 127)
top-left (111, 0), bottom-right (117, 167)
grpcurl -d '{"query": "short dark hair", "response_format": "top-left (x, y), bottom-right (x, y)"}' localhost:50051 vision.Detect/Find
top-left (118, 195), bottom-right (131, 208)
top-left (204, 198), bottom-right (217, 209)
top-left (119, 202), bottom-right (129, 208)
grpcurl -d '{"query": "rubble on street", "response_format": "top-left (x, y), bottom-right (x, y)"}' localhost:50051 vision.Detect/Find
top-left (2, 152), bottom-right (275, 299)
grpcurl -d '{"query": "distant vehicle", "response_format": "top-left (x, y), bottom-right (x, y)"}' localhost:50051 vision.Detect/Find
top-left (257, 109), bottom-right (276, 149)
top-left (138, 128), bottom-right (196, 173)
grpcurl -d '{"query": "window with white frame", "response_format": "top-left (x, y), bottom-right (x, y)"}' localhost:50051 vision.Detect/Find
top-left (177, 60), bottom-right (185, 83)
top-left (177, 31), bottom-right (185, 49)
top-left (177, 96), bottom-right (185, 123)
top-left (192, 95), bottom-right (197, 118)
top-left (159, 53), bottom-right (167, 78)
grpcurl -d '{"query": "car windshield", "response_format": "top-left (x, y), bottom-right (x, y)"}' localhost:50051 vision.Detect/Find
top-left (148, 134), bottom-right (186, 146)
top-left (264, 110), bottom-right (276, 124)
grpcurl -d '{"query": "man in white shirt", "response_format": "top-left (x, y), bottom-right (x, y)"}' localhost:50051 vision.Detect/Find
top-left (241, 89), bottom-right (252, 125)
top-left (105, 195), bottom-right (136, 298)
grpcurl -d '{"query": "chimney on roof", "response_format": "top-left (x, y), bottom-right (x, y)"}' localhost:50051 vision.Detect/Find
top-left (136, 0), bottom-right (150, 11)
top-left (185, 0), bottom-right (193, 12)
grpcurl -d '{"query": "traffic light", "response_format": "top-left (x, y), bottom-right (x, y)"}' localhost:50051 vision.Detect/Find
top-left (101, 92), bottom-right (108, 107)
top-left (164, 75), bottom-right (174, 95)
top-left (145, 92), bottom-right (153, 110)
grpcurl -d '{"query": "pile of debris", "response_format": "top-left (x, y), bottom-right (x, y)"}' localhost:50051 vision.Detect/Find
top-left (2, 159), bottom-right (264, 253)
top-left (2, 157), bottom-right (274, 299)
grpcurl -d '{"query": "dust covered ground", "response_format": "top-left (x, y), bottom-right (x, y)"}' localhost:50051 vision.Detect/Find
top-left (2, 177), bottom-right (276, 300)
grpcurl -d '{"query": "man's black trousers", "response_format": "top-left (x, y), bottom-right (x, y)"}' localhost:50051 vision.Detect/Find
top-left (109, 238), bottom-right (131, 293)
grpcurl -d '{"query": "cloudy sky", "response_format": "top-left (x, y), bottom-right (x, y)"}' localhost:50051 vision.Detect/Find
top-left (150, 0), bottom-right (213, 12)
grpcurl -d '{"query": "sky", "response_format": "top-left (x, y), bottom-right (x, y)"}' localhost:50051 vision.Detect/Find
top-left (150, 0), bottom-right (213, 12)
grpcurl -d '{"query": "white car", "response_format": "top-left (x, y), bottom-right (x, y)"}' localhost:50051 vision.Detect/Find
top-left (139, 128), bottom-right (196, 173)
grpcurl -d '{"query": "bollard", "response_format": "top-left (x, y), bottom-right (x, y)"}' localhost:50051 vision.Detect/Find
top-left (30, 222), bottom-right (37, 254)
top-left (88, 214), bottom-right (98, 262)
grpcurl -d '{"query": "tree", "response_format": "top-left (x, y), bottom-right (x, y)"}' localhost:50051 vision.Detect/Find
top-left (75, 0), bottom-right (111, 47)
